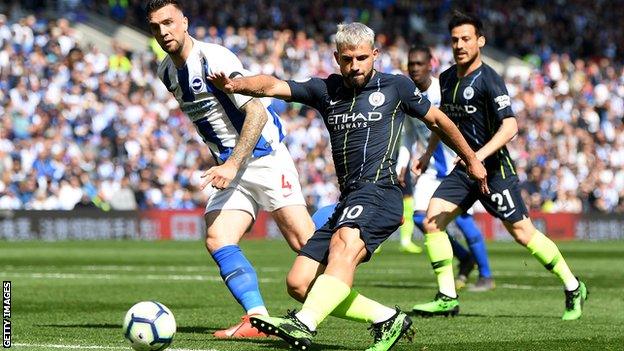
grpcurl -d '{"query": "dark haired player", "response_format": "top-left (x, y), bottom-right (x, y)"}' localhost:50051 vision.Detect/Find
top-left (410, 11), bottom-right (587, 320)
top-left (400, 44), bottom-right (494, 291)
top-left (145, 0), bottom-right (316, 338)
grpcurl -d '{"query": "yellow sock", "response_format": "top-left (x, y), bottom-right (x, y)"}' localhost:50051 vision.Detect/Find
top-left (425, 231), bottom-right (456, 297)
top-left (331, 289), bottom-right (396, 324)
top-left (400, 197), bottom-right (415, 245)
top-left (526, 231), bottom-right (578, 291)
top-left (295, 274), bottom-right (350, 331)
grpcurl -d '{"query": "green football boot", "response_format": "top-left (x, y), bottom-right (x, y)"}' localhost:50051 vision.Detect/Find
top-left (410, 292), bottom-right (459, 317)
top-left (365, 308), bottom-right (414, 351)
top-left (250, 310), bottom-right (316, 350)
top-left (562, 279), bottom-right (588, 320)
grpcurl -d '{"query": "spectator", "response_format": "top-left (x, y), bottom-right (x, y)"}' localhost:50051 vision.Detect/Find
top-left (1, 9), bottom-right (623, 214)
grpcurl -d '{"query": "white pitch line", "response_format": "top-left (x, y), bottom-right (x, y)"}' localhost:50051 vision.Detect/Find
top-left (1, 272), bottom-right (280, 283)
top-left (367, 281), bottom-right (561, 290)
top-left (12, 343), bottom-right (219, 351)
top-left (1, 264), bottom-right (599, 278)
top-left (12, 343), bottom-right (125, 350)
top-left (2, 272), bottom-right (564, 290)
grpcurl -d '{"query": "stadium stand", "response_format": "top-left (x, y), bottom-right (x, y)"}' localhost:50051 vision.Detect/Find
top-left (0, 1), bottom-right (623, 213)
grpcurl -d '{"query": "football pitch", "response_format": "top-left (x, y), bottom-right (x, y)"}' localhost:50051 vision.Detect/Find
top-left (1, 239), bottom-right (623, 351)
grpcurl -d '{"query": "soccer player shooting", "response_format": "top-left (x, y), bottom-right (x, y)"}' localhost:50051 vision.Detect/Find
top-left (210, 22), bottom-right (487, 350)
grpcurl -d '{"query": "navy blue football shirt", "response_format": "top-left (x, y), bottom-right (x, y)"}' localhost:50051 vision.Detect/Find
top-left (287, 71), bottom-right (431, 190)
top-left (439, 63), bottom-right (516, 178)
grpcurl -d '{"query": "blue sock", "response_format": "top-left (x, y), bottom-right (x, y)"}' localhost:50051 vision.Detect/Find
top-left (414, 211), bottom-right (470, 261)
top-left (412, 212), bottom-right (426, 232)
top-left (312, 203), bottom-right (337, 229)
top-left (455, 214), bottom-right (492, 278)
top-left (211, 245), bottom-right (265, 313)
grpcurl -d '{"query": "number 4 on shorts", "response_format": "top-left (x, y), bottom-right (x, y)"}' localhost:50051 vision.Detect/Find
top-left (281, 174), bottom-right (292, 190)
top-left (281, 174), bottom-right (293, 197)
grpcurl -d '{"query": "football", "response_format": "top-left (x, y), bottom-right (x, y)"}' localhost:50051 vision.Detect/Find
top-left (122, 301), bottom-right (176, 351)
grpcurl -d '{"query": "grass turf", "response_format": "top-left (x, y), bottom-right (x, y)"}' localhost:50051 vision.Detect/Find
top-left (1, 239), bottom-right (623, 350)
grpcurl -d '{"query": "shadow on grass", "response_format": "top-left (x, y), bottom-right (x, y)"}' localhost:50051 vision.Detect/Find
top-left (210, 337), bottom-right (358, 350)
top-left (457, 313), bottom-right (556, 319)
top-left (364, 282), bottom-right (434, 290)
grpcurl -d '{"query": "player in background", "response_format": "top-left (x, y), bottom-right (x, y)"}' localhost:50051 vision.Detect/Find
top-left (398, 45), bottom-right (494, 291)
top-left (210, 22), bottom-right (487, 350)
top-left (146, 0), bottom-right (315, 338)
top-left (394, 156), bottom-right (423, 254)
top-left (410, 11), bottom-right (587, 319)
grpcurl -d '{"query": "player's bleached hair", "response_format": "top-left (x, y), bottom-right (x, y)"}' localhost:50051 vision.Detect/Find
top-left (335, 22), bottom-right (375, 49)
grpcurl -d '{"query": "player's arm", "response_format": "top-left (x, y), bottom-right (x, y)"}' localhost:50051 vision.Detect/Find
top-left (200, 98), bottom-right (268, 190)
top-left (397, 119), bottom-right (417, 186)
top-left (199, 47), bottom-right (273, 190)
top-left (473, 71), bottom-right (518, 160)
top-left (209, 72), bottom-right (293, 100)
top-left (398, 75), bottom-right (487, 192)
top-left (228, 98), bottom-right (268, 167)
top-left (411, 131), bottom-right (439, 177)
top-left (473, 117), bottom-right (517, 161)
top-left (420, 106), bottom-right (488, 193)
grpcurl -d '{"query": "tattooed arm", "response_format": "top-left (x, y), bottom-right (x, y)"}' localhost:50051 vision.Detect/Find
top-left (200, 98), bottom-right (268, 190)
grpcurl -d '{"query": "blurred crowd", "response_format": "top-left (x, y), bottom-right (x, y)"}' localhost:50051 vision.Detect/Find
top-left (0, 1), bottom-right (623, 213)
top-left (89, 0), bottom-right (624, 64)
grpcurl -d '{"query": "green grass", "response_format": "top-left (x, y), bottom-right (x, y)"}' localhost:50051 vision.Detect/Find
top-left (1, 239), bottom-right (623, 351)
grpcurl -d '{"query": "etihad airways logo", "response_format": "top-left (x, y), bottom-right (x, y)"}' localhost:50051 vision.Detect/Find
top-left (442, 103), bottom-right (477, 118)
top-left (327, 112), bottom-right (382, 130)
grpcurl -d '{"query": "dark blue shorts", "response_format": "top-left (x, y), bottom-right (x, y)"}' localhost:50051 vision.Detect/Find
top-left (299, 181), bottom-right (403, 265)
top-left (433, 167), bottom-right (529, 223)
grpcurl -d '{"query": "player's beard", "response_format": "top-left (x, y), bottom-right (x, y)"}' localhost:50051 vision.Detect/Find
top-left (454, 50), bottom-right (477, 68)
top-left (163, 36), bottom-right (184, 55)
top-left (347, 68), bottom-right (374, 89)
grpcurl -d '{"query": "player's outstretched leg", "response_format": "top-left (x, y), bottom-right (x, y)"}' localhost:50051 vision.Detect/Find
top-left (329, 290), bottom-right (414, 350)
top-left (211, 245), bottom-right (270, 338)
top-left (562, 279), bottom-right (588, 320)
top-left (507, 219), bottom-right (588, 320)
top-left (365, 307), bottom-right (414, 351)
top-left (455, 214), bottom-right (495, 291)
top-left (206, 210), bottom-right (271, 339)
top-left (250, 311), bottom-right (316, 350)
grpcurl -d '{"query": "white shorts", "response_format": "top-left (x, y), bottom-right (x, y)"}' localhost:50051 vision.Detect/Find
top-left (205, 143), bottom-right (306, 218)
top-left (413, 173), bottom-right (441, 212)
top-left (413, 173), bottom-right (474, 215)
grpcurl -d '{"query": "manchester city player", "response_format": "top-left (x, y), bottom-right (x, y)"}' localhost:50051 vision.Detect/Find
top-left (147, 0), bottom-right (315, 338)
top-left (398, 45), bottom-right (494, 291)
top-left (410, 11), bottom-right (587, 320)
top-left (210, 22), bottom-right (487, 350)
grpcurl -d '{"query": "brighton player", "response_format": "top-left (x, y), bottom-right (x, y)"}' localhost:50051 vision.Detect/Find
top-left (210, 22), bottom-right (487, 350)
top-left (146, 0), bottom-right (315, 338)
top-left (398, 45), bottom-right (494, 291)
top-left (410, 11), bottom-right (587, 319)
